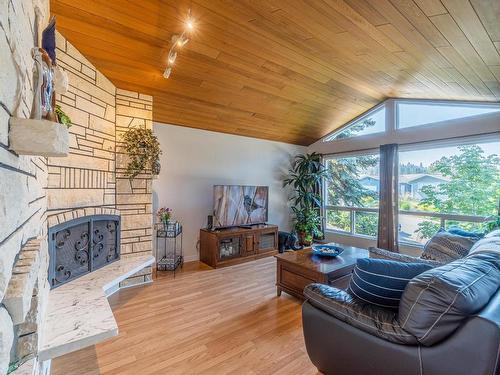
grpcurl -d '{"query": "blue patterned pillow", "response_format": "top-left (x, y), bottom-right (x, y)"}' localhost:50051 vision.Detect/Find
top-left (421, 229), bottom-right (476, 263)
top-left (348, 258), bottom-right (432, 310)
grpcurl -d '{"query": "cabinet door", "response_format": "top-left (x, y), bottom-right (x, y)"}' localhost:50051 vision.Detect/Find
top-left (257, 230), bottom-right (277, 253)
top-left (243, 234), bottom-right (256, 255)
top-left (218, 236), bottom-right (242, 261)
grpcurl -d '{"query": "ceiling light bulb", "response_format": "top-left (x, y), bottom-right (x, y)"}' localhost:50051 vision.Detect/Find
top-left (176, 36), bottom-right (189, 47)
top-left (163, 67), bottom-right (172, 79)
top-left (168, 50), bottom-right (177, 65)
top-left (186, 19), bottom-right (194, 30)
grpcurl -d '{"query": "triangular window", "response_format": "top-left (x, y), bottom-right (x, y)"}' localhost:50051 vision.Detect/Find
top-left (397, 102), bottom-right (500, 129)
top-left (325, 105), bottom-right (385, 141)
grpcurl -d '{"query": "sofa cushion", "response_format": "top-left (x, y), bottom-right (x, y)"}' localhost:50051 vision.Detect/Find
top-left (348, 258), bottom-right (432, 310)
top-left (485, 229), bottom-right (500, 238)
top-left (304, 283), bottom-right (419, 345)
top-left (468, 236), bottom-right (500, 257)
top-left (420, 229), bottom-right (475, 263)
top-left (398, 252), bottom-right (500, 346)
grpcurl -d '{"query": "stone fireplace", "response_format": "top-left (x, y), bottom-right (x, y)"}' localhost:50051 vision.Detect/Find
top-left (48, 213), bottom-right (120, 289)
top-left (0, 3), bottom-right (154, 373)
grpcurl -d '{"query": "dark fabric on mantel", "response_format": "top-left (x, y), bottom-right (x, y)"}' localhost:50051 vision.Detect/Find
top-left (377, 144), bottom-right (399, 252)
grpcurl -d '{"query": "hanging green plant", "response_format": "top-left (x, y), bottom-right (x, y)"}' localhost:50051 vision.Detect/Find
top-left (122, 128), bottom-right (162, 178)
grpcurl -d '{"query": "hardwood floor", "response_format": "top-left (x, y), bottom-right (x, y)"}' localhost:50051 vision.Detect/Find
top-left (52, 257), bottom-right (319, 374)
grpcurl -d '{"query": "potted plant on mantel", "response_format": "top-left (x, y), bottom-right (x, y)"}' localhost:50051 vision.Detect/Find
top-left (283, 152), bottom-right (330, 246)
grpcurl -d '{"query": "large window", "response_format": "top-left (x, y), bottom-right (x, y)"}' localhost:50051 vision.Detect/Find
top-left (321, 99), bottom-right (500, 247)
top-left (398, 141), bottom-right (500, 245)
top-left (325, 153), bottom-right (380, 237)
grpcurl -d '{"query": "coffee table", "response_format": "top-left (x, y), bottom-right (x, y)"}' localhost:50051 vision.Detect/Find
top-left (275, 244), bottom-right (369, 299)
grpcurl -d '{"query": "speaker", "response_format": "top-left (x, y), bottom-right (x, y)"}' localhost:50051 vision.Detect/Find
top-left (207, 215), bottom-right (213, 230)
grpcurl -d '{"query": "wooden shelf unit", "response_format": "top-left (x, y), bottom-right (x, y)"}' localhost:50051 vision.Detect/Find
top-left (200, 224), bottom-right (278, 268)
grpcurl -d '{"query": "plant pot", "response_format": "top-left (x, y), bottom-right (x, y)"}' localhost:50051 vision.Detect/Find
top-left (9, 117), bottom-right (69, 156)
top-left (298, 231), bottom-right (312, 246)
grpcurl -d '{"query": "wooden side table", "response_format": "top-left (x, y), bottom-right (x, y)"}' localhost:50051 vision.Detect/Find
top-left (275, 245), bottom-right (369, 299)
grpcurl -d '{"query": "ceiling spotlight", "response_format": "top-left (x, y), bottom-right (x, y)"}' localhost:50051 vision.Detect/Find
top-left (186, 8), bottom-right (195, 30)
top-left (163, 67), bottom-right (172, 79)
top-left (174, 35), bottom-right (189, 47)
top-left (168, 50), bottom-right (177, 65)
top-left (163, 9), bottom-right (195, 79)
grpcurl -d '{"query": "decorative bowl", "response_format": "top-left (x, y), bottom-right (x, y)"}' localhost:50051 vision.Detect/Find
top-left (311, 244), bottom-right (344, 257)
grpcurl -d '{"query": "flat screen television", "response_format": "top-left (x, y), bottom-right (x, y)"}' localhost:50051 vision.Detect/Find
top-left (213, 185), bottom-right (269, 228)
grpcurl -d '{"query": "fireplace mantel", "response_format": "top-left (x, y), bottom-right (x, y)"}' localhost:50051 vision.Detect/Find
top-left (38, 254), bottom-right (154, 361)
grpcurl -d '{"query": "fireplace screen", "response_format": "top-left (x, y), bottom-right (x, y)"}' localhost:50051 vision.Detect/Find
top-left (48, 215), bottom-right (120, 289)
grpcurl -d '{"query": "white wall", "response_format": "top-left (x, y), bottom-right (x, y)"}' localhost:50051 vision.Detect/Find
top-left (153, 123), bottom-right (306, 261)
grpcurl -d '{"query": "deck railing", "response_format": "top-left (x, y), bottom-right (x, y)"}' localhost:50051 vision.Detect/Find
top-left (325, 205), bottom-right (488, 245)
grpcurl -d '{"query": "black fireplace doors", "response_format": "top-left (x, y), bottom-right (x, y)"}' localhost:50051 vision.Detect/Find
top-left (48, 214), bottom-right (120, 288)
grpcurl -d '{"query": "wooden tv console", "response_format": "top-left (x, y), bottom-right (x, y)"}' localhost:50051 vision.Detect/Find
top-left (200, 224), bottom-right (278, 268)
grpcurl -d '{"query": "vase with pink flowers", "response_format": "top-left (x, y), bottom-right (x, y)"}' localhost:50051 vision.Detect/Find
top-left (157, 207), bottom-right (173, 226)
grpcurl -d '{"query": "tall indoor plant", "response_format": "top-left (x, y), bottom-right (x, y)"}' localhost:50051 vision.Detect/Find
top-left (283, 152), bottom-right (330, 245)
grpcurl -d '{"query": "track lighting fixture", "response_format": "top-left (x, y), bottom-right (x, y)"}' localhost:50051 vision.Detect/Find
top-left (163, 67), bottom-right (172, 79)
top-left (168, 50), bottom-right (177, 65)
top-left (163, 9), bottom-right (195, 79)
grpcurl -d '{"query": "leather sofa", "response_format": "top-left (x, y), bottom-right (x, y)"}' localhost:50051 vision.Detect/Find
top-left (302, 235), bottom-right (500, 375)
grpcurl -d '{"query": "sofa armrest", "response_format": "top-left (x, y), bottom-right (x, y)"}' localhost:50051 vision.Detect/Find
top-left (369, 247), bottom-right (443, 267)
top-left (304, 283), bottom-right (418, 345)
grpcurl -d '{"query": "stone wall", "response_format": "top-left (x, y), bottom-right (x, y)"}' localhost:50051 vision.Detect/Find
top-left (48, 40), bottom-right (154, 286)
top-left (0, 4), bottom-right (153, 374)
top-left (47, 32), bottom-right (116, 214)
top-left (115, 90), bottom-right (154, 286)
top-left (115, 90), bottom-right (154, 271)
top-left (0, 0), bottom-right (50, 374)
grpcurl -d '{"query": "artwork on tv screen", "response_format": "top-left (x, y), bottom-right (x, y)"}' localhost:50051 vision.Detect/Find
top-left (213, 185), bottom-right (268, 228)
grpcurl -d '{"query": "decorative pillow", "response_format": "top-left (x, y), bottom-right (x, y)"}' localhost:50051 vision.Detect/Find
top-left (420, 229), bottom-right (475, 263)
top-left (447, 226), bottom-right (484, 239)
top-left (348, 258), bottom-right (432, 310)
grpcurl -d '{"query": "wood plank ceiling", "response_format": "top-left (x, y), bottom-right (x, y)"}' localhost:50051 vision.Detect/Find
top-left (51, 0), bottom-right (500, 145)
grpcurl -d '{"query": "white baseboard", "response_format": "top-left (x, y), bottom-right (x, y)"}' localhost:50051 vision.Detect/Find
top-left (183, 254), bottom-right (199, 262)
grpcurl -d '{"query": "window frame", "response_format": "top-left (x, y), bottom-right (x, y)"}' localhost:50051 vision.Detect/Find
top-left (396, 139), bottom-right (498, 246)
top-left (323, 150), bottom-right (380, 239)
top-left (316, 99), bottom-right (500, 156)
top-left (395, 99), bottom-right (500, 130)
top-left (318, 98), bottom-right (500, 247)
top-left (323, 141), bottom-right (497, 246)
top-left (323, 102), bottom-right (387, 142)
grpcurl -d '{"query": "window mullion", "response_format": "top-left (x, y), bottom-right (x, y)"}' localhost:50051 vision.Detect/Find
top-left (350, 210), bottom-right (355, 234)
top-left (385, 98), bottom-right (396, 134)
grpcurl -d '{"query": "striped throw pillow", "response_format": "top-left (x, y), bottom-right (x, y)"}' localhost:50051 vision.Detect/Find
top-left (348, 258), bottom-right (432, 310)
